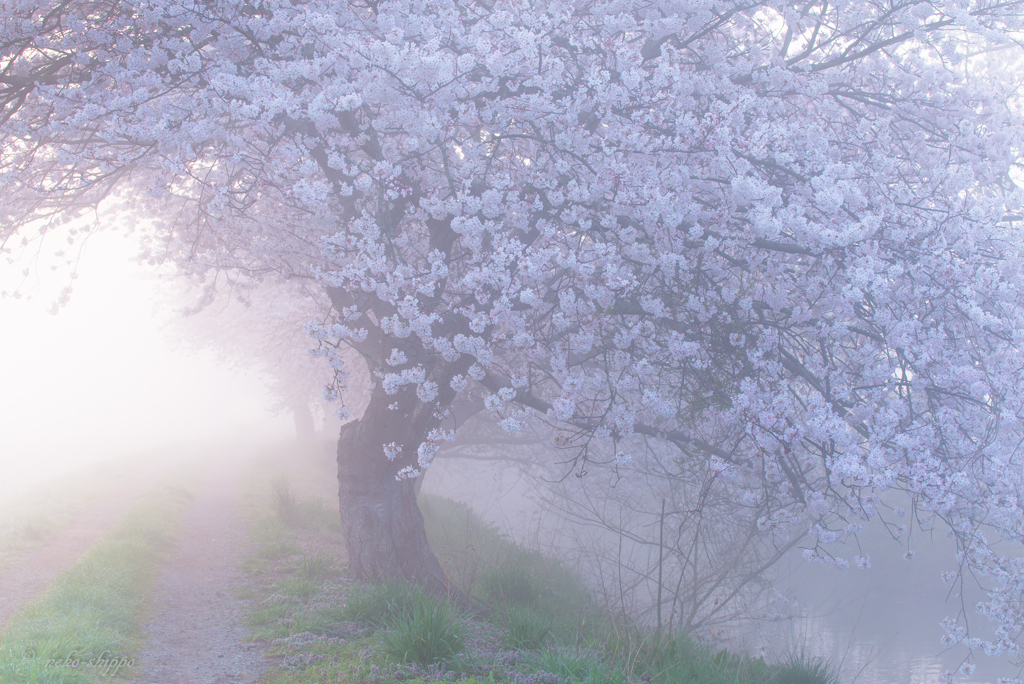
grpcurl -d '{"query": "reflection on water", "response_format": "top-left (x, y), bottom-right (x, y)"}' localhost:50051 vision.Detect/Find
top-left (743, 529), bottom-right (1024, 684)
top-left (423, 455), bottom-right (1023, 682)
top-left (782, 617), bottom-right (948, 684)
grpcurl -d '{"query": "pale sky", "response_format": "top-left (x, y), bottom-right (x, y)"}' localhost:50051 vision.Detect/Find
top-left (0, 227), bottom-right (292, 494)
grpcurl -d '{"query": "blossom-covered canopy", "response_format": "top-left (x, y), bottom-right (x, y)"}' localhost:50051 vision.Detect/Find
top-left (3, 0), bottom-right (1024, 665)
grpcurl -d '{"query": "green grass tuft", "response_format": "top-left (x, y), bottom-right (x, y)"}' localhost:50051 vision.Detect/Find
top-left (500, 604), bottom-right (552, 650)
top-left (297, 552), bottom-right (336, 581)
top-left (271, 475), bottom-right (301, 526)
top-left (280, 577), bottom-right (318, 600)
top-left (270, 476), bottom-right (340, 531)
top-left (623, 633), bottom-right (780, 684)
top-left (341, 579), bottom-right (426, 628)
top-left (530, 646), bottom-right (625, 684)
top-left (772, 652), bottom-right (841, 684)
top-left (379, 593), bottom-right (466, 666)
top-left (480, 560), bottom-right (543, 606)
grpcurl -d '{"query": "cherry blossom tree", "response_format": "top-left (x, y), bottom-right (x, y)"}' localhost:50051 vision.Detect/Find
top-left (3, 0), bottom-right (1024, 667)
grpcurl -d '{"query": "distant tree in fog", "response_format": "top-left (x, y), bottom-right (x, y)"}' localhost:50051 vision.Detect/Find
top-left (3, 0), bottom-right (1024, 670)
top-left (167, 280), bottom-right (349, 442)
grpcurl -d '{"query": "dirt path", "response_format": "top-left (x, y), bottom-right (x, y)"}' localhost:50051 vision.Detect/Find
top-left (123, 452), bottom-right (270, 684)
top-left (0, 456), bottom-right (177, 631)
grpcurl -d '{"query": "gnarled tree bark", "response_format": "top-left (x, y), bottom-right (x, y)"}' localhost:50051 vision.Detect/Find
top-left (336, 377), bottom-right (448, 591)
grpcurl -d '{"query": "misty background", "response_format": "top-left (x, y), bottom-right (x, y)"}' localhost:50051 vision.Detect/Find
top-left (0, 229), bottom-right (293, 497)
top-left (2, 226), bottom-right (1021, 684)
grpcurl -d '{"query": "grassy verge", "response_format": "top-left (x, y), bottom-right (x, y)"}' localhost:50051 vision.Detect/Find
top-left (0, 453), bottom-right (168, 569)
top-left (240, 472), bottom-right (841, 684)
top-left (419, 495), bottom-right (590, 614)
top-left (0, 475), bottom-right (196, 683)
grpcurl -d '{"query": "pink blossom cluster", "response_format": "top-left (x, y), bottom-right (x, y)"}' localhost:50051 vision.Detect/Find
top-left (3, 0), bottom-right (1024, 668)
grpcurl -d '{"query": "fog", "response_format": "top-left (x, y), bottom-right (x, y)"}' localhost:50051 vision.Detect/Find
top-left (424, 451), bottom-right (1024, 684)
top-left (0, 230), bottom-right (293, 497)
top-left (3, 229), bottom-right (1023, 684)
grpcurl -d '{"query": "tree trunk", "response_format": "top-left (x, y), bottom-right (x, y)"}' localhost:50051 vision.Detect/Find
top-left (292, 398), bottom-right (316, 442)
top-left (336, 385), bottom-right (448, 591)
